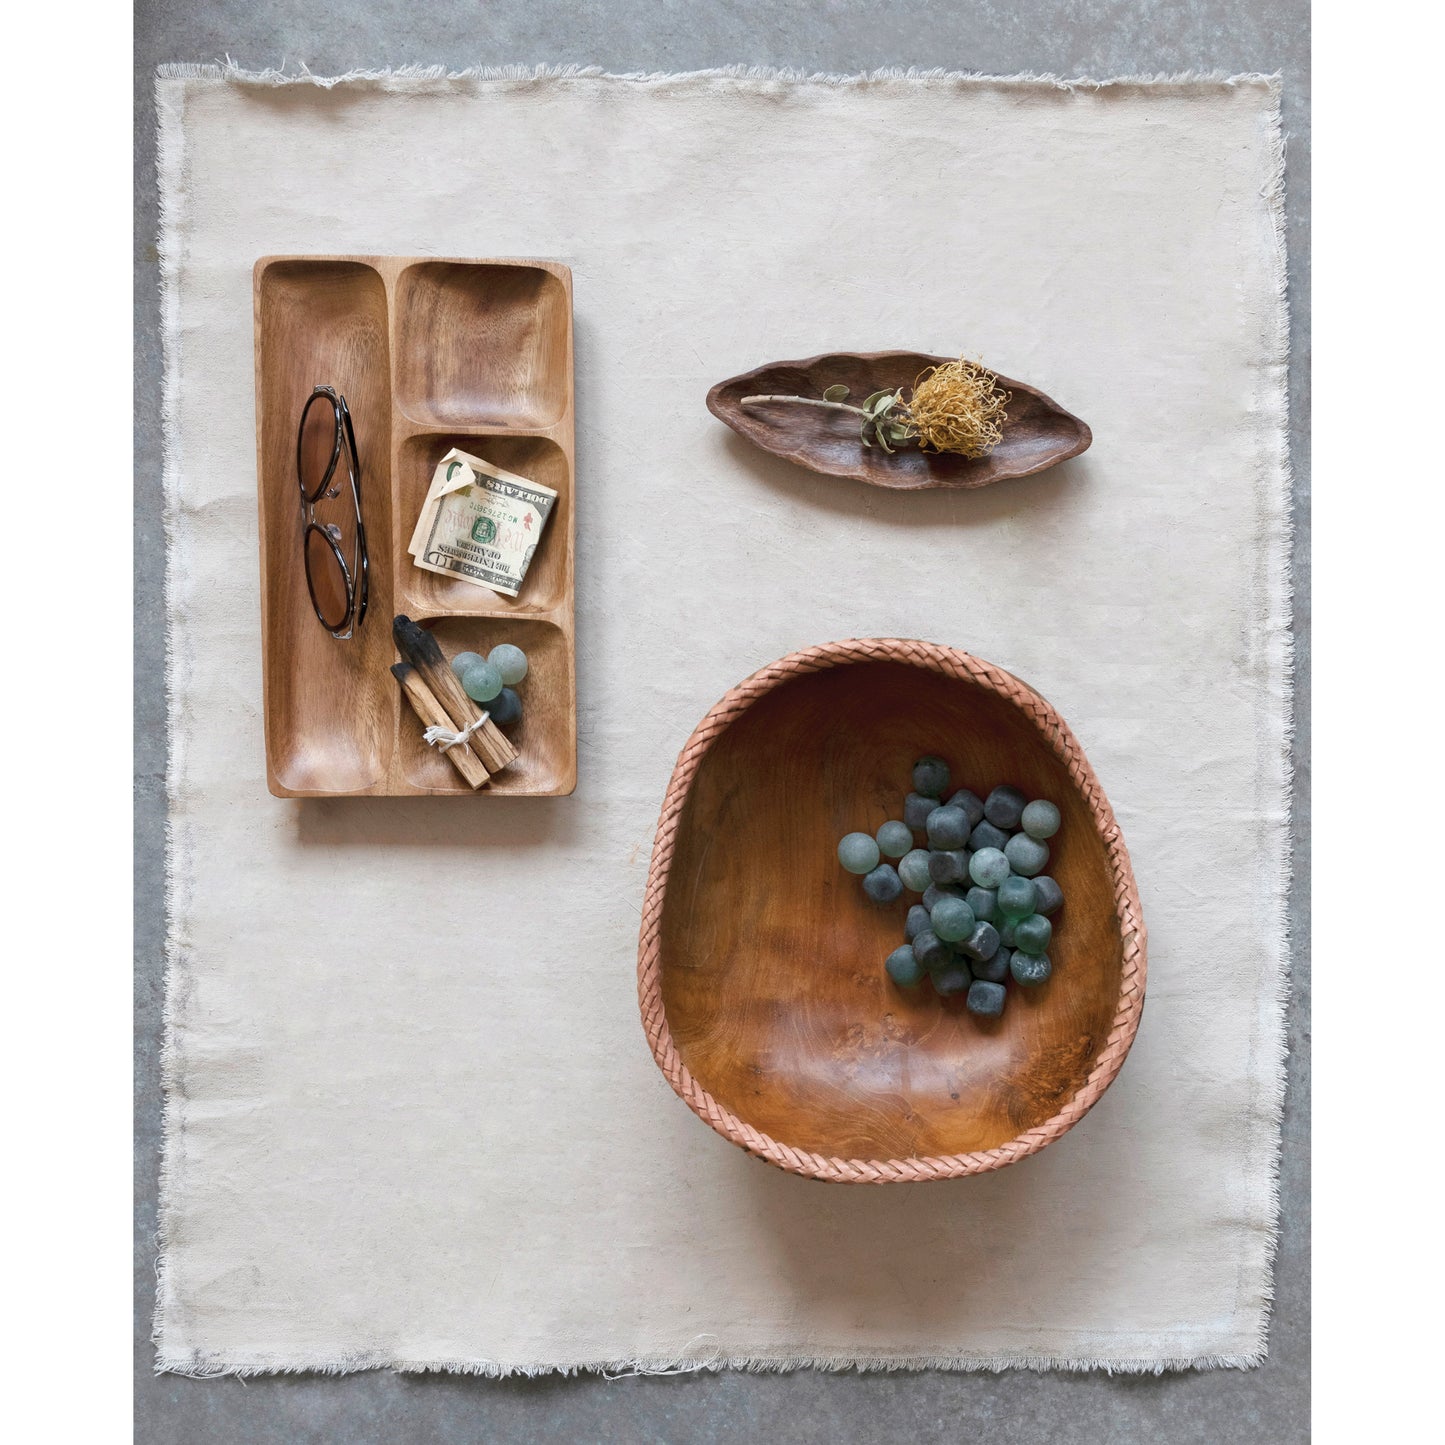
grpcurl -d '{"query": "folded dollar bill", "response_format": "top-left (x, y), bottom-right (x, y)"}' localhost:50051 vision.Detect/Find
top-left (407, 447), bottom-right (558, 599)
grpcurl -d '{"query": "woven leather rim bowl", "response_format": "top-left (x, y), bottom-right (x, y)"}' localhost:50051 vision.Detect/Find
top-left (637, 639), bottom-right (1146, 1183)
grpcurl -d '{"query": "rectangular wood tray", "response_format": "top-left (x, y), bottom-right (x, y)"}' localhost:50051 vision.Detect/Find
top-left (253, 254), bottom-right (576, 797)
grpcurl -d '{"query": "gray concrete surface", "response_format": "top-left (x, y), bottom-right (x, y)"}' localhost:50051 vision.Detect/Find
top-left (134, 3), bottom-right (1309, 1440)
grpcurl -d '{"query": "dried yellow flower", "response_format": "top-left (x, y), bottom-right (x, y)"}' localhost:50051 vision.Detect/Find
top-left (901, 358), bottom-right (1011, 459)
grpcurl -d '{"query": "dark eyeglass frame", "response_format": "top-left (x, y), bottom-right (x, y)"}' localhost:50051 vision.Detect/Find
top-left (296, 384), bottom-right (369, 639)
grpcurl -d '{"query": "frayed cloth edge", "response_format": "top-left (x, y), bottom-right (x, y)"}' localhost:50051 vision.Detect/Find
top-left (152, 65), bottom-right (194, 1375)
top-left (1236, 79), bottom-right (1295, 1372)
top-left (153, 60), bottom-right (1282, 93)
top-left (154, 1349), bottom-right (1269, 1380)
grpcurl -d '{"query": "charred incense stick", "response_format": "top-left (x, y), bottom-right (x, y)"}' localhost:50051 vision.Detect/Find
top-left (391, 663), bottom-right (491, 789)
top-left (392, 616), bottom-right (519, 775)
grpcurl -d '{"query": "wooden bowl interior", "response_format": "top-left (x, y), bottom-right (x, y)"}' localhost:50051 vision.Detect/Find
top-left (395, 262), bottom-right (570, 429)
top-left (658, 661), bottom-right (1124, 1161)
top-left (256, 260), bottom-right (396, 794)
top-left (396, 432), bottom-right (572, 616)
top-left (709, 352), bottom-right (1090, 490)
top-left (401, 616), bottom-right (575, 795)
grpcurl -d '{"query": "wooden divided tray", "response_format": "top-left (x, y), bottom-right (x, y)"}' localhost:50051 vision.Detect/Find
top-left (253, 254), bottom-right (576, 797)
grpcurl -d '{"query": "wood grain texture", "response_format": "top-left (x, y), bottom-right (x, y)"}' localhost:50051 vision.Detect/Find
top-left (707, 351), bottom-right (1091, 490)
top-left (638, 639), bottom-right (1146, 1183)
top-left (253, 255), bottom-right (577, 797)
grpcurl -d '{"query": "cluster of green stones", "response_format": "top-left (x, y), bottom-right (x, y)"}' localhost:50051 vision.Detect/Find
top-left (836, 756), bottom-right (1066, 1018)
top-left (449, 643), bottom-right (530, 728)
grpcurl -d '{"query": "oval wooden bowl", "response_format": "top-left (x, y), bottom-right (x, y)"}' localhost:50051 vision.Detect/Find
top-left (637, 639), bottom-right (1146, 1183)
top-left (707, 352), bottom-right (1091, 490)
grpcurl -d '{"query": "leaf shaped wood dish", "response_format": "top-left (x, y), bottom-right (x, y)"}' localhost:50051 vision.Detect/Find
top-left (707, 351), bottom-right (1091, 491)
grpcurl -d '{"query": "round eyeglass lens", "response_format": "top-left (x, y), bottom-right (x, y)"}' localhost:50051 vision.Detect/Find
top-left (304, 524), bottom-right (352, 632)
top-left (298, 391), bottom-right (341, 502)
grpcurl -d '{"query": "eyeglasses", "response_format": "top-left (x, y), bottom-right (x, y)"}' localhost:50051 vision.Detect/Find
top-left (296, 384), bottom-right (369, 639)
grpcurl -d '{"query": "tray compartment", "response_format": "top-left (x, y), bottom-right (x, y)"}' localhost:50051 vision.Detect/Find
top-left (396, 432), bottom-right (572, 615)
top-left (398, 618), bottom-right (576, 796)
top-left (255, 259), bottom-right (396, 795)
top-left (394, 262), bottom-right (570, 428)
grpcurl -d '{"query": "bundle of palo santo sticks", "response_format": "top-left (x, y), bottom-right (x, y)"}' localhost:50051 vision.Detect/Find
top-left (391, 614), bottom-right (517, 790)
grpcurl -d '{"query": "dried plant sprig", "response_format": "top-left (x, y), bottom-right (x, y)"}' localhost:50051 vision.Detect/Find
top-left (739, 356), bottom-right (1011, 459)
top-left (733, 386), bottom-right (905, 452)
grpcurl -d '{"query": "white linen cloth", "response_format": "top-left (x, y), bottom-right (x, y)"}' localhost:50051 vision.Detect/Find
top-left (155, 67), bottom-right (1291, 1374)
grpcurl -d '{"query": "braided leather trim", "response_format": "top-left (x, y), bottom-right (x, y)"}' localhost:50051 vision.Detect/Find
top-left (636, 639), bottom-right (1148, 1184)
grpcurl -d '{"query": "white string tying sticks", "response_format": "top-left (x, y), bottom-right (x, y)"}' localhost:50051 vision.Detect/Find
top-left (422, 712), bottom-right (490, 751)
